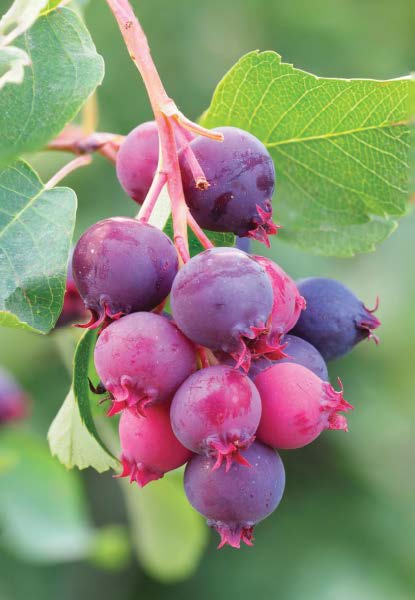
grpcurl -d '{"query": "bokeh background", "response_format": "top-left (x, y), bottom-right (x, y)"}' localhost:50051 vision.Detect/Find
top-left (0, 0), bottom-right (414, 598)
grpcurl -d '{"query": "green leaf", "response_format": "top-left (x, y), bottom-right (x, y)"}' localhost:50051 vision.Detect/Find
top-left (40, 1), bottom-right (63, 15)
top-left (0, 160), bottom-right (76, 333)
top-left (202, 51), bottom-right (411, 256)
top-left (121, 470), bottom-right (208, 582)
top-left (0, 429), bottom-right (94, 562)
top-left (0, 1), bottom-right (49, 44)
top-left (48, 387), bottom-right (118, 473)
top-left (0, 8), bottom-right (104, 167)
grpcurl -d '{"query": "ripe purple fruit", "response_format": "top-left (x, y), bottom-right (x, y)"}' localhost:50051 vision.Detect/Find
top-left (94, 312), bottom-right (197, 416)
top-left (56, 251), bottom-right (87, 328)
top-left (0, 368), bottom-right (29, 425)
top-left (179, 126), bottom-right (278, 245)
top-left (118, 405), bottom-right (192, 487)
top-left (184, 441), bottom-right (285, 549)
top-left (170, 366), bottom-right (261, 470)
top-left (116, 121), bottom-right (159, 204)
top-left (72, 217), bottom-right (178, 327)
top-left (250, 256), bottom-right (306, 359)
top-left (291, 277), bottom-right (381, 361)
top-left (249, 334), bottom-right (328, 381)
top-left (255, 363), bottom-right (353, 450)
top-left (170, 247), bottom-right (274, 371)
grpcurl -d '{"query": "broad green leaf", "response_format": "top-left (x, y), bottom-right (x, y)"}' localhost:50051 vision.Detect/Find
top-left (0, 8), bottom-right (104, 166)
top-left (0, 160), bottom-right (76, 333)
top-left (0, 429), bottom-right (94, 562)
top-left (147, 184), bottom-right (235, 254)
top-left (73, 328), bottom-right (118, 463)
top-left (121, 470), bottom-right (208, 582)
top-left (202, 51), bottom-right (411, 256)
top-left (40, 1), bottom-right (63, 15)
top-left (0, 45), bottom-right (30, 89)
top-left (48, 387), bottom-right (118, 473)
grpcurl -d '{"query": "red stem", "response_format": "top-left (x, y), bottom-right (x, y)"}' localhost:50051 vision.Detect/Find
top-left (174, 124), bottom-right (209, 190)
top-left (187, 212), bottom-right (214, 250)
top-left (45, 155), bottom-right (92, 189)
top-left (137, 170), bottom-right (167, 223)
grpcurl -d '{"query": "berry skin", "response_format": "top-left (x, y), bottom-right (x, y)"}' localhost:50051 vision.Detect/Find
top-left (116, 121), bottom-right (159, 204)
top-left (179, 127), bottom-right (278, 245)
top-left (118, 405), bottom-right (192, 487)
top-left (291, 277), bottom-right (381, 361)
top-left (170, 365), bottom-right (261, 470)
top-left (94, 312), bottom-right (197, 416)
top-left (250, 256), bottom-right (306, 359)
top-left (184, 441), bottom-right (285, 549)
top-left (170, 247), bottom-right (274, 371)
top-left (73, 217), bottom-right (178, 328)
top-left (0, 368), bottom-right (29, 425)
top-left (254, 363), bottom-right (353, 450)
top-left (249, 334), bottom-right (328, 381)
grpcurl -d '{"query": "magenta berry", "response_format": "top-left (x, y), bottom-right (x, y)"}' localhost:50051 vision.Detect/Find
top-left (170, 247), bottom-right (273, 371)
top-left (249, 334), bottom-right (329, 381)
top-left (171, 366), bottom-right (261, 470)
top-left (94, 312), bottom-right (197, 415)
top-left (291, 277), bottom-right (381, 361)
top-left (179, 127), bottom-right (278, 245)
top-left (254, 362), bottom-right (353, 449)
top-left (118, 405), bottom-right (192, 487)
top-left (250, 256), bottom-right (305, 359)
top-left (72, 217), bottom-right (178, 327)
top-left (116, 121), bottom-right (159, 204)
top-left (0, 368), bottom-right (29, 425)
top-left (184, 441), bottom-right (285, 549)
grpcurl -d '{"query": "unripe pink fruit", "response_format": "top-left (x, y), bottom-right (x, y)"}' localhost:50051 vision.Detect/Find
top-left (94, 312), bottom-right (197, 416)
top-left (254, 363), bottom-right (353, 449)
top-left (119, 405), bottom-right (192, 487)
top-left (251, 256), bottom-right (306, 359)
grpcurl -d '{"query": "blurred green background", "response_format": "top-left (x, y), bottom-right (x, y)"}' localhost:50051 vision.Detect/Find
top-left (0, 0), bottom-right (414, 598)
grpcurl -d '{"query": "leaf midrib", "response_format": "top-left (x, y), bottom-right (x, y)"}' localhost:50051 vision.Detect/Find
top-left (265, 119), bottom-right (408, 149)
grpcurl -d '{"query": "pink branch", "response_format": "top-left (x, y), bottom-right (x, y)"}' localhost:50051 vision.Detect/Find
top-left (45, 155), bottom-right (92, 190)
top-left (187, 212), bottom-right (214, 250)
top-left (137, 170), bottom-right (167, 223)
top-left (174, 124), bottom-right (209, 190)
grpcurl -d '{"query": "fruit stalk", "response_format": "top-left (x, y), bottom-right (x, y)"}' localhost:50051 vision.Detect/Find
top-left (45, 155), bottom-right (92, 190)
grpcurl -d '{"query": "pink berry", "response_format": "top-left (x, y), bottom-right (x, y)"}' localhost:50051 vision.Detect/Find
top-left (0, 368), bottom-right (29, 425)
top-left (118, 405), bottom-right (192, 487)
top-left (254, 363), bottom-right (353, 449)
top-left (251, 256), bottom-right (306, 359)
top-left (170, 365), bottom-right (261, 471)
top-left (94, 312), bottom-right (197, 416)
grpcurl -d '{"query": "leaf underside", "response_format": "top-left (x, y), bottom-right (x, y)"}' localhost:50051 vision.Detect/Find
top-left (202, 51), bottom-right (411, 256)
top-left (0, 160), bottom-right (76, 333)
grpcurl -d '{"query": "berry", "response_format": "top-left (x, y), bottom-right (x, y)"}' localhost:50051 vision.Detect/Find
top-left (116, 121), bottom-right (159, 204)
top-left (94, 312), bottom-right (197, 415)
top-left (179, 126), bottom-right (278, 245)
top-left (170, 365), bottom-right (261, 470)
top-left (170, 247), bottom-right (274, 370)
top-left (73, 217), bottom-right (178, 327)
top-left (56, 251), bottom-right (87, 328)
top-left (250, 256), bottom-right (306, 359)
top-left (118, 405), bottom-right (192, 487)
top-left (291, 277), bottom-right (381, 361)
top-left (254, 363), bottom-right (353, 450)
top-left (249, 334), bottom-right (328, 381)
top-left (184, 441), bottom-right (285, 549)
top-left (0, 368), bottom-right (29, 425)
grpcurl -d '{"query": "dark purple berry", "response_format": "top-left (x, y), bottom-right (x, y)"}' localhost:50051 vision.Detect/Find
top-left (116, 121), bottom-right (159, 204)
top-left (184, 441), bottom-right (285, 549)
top-left (94, 312), bottom-right (197, 416)
top-left (291, 277), bottom-right (381, 361)
top-left (72, 217), bottom-right (178, 327)
top-left (0, 368), bottom-right (29, 425)
top-left (249, 334), bottom-right (328, 381)
top-left (179, 127), bottom-right (278, 245)
top-left (170, 365), bottom-right (261, 470)
top-left (170, 247), bottom-right (273, 371)
top-left (55, 250), bottom-right (87, 328)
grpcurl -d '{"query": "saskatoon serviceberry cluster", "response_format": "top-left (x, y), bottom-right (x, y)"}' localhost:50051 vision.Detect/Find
top-left (68, 124), bottom-right (380, 549)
